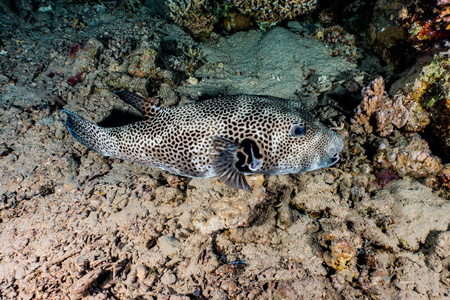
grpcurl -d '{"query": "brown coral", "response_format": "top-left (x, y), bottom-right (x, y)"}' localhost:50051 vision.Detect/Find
top-left (352, 77), bottom-right (409, 136)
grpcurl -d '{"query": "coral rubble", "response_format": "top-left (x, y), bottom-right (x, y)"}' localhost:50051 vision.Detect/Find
top-left (352, 77), bottom-right (409, 136)
top-left (320, 231), bottom-right (361, 272)
top-left (187, 175), bottom-right (266, 234)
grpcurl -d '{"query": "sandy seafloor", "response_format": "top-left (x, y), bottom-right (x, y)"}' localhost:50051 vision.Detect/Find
top-left (0, 2), bottom-right (450, 299)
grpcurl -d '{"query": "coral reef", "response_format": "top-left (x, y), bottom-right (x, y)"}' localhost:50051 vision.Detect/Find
top-left (394, 54), bottom-right (450, 154)
top-left (364, 0), bottom-right (409, 70)
top-left (165, 0), bottom-right (216, 37)
top-left (365, 0), bottom-right (450, 70)
top-left (231, 0), bottom-right (318, 27)
top-left (436, 0), bottom-right (450, 30)
top-left (374, 134), bottom-right (442, 179)
top-left (165, 0), bottom-right (318, 36)
top-left (312, 25), bottom-right (359, 63)
top-left (418, 60), bottom-right (450, 155)
top-left (352, 77), bottom-right (409, 136)
top-left (44, 38), bottom-right (103, 92)
top-left (439, 163), bottom-right (450, 190)
top-left (396, 0), bottom-right (450, 51)
top-left (221, 12), bottom-right (253, 32)
top-left (401, 97), bottom-right (430, 133)
top-left (4, 1), bottom-right (450, 297)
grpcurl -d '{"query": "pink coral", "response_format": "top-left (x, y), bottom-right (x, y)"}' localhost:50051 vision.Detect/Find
top-left (375, 169), bottom-right (399, 188)
top-left (67, 72), bottom-right (84, 86)
top-left (68, 44), bottom-right (82, 59)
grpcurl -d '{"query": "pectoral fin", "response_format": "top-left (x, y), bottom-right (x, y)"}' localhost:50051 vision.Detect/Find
top-left (211, 137), bottom-right (251, 192)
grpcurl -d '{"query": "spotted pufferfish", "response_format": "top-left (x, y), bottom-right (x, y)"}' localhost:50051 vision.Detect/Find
top-left (63, 91), bottom-right (344, 191)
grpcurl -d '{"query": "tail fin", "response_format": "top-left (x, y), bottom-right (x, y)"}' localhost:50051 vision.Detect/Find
top-left (62, 110), bottom-right (112, 156)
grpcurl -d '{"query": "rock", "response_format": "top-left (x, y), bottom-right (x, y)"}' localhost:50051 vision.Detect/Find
top-left (127, 42), bottom-right (157, 78)
top-left (358, 179), bottom-right (450, 251)
top-left (187, 175), bottom-right (266, 234)
top-left (157, 236), bottom-right (181, 259)
top-left (160, 271), bottom-right (177, 285)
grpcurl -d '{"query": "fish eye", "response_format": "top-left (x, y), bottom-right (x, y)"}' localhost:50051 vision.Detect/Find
top-left (290, 124), bottom-right (306, 137)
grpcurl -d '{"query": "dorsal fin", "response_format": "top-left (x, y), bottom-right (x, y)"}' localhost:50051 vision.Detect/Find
top-left (114, 90), bottom-right (160, 118)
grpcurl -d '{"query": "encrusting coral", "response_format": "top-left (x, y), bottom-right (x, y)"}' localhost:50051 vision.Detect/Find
top-left (374, 134), bottom-right (443, 179)
top-left (352, 77), bottom-right (409, 136)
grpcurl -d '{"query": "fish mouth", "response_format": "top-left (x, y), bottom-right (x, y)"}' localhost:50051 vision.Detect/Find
top-left (329, 151), bottom-right (340, 165)
top-left (312, 138), bottom-right (343, 170)
top-left (315, 151), bottom-right (340, 170)
top-left (328, 133), bottom-right (344, 166)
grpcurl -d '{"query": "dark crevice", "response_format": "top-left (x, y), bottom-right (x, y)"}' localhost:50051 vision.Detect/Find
top-left (420, 126), bottom-right (450, 164)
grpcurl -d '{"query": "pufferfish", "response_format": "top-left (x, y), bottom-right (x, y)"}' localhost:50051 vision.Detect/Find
top-left (63, 91), bottom-right (343, 191)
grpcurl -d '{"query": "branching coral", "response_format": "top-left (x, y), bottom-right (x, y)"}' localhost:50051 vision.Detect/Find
top-left (352, 77), bottom-right (409, 136)
top-left (165, 0), bottom-right (216, 37)
top-left (165, 0), bottom-right (317, 35)
top-left (231, 0), bottom-right (318, 27)
top-left (374, 135), bottom-right (443, 178)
